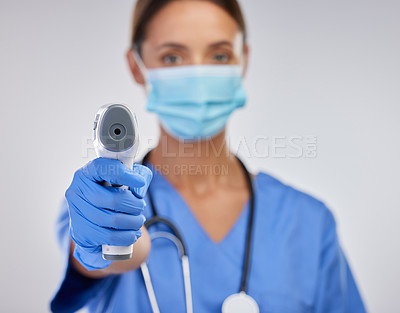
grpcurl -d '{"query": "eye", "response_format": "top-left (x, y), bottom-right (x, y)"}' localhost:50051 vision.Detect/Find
top-left (212, 53), bottom-right (230, 63)
top-left (162, 54), bottom-right (183, 65)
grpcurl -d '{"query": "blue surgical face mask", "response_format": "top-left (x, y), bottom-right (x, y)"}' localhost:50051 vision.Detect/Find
top-left (134, 51), bottom-right (247, 141)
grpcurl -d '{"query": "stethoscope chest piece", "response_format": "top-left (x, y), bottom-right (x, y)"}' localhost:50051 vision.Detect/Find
top-left (222, 292), bottom-right (259, 313)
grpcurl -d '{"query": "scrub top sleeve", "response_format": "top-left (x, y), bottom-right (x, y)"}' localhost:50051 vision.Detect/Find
top-left (314, 207), bottom-right (367, 313)
top-left (50, 198), bottom-right (112, 313)
top-left (56, 198), bottom-right (72, 264)
top-left (50, 258), bottom-right (112, 313)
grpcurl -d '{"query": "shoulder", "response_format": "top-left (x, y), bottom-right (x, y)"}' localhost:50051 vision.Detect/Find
top-left (253, 171), bottom-right (339, 265)
top-left (254, 171), bottom-right (334, 229)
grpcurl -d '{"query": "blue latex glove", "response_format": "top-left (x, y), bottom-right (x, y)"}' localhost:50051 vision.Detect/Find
top-left (65, 157), bottom-right (152, 271)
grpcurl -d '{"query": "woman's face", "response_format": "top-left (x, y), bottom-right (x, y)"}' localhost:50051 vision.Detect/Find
top-left (127, 0), bottom-right (249, 85)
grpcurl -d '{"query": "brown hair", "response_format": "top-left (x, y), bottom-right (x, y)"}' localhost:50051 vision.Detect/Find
top-left (130, 0), bottom-right (247, 55)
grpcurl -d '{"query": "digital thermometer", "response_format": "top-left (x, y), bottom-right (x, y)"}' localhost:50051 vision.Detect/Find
top-left (93, 103), bottom-right (139, 261)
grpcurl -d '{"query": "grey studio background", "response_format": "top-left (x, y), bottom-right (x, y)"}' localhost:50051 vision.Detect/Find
top-left (0, 0), bottom-right (399, 312)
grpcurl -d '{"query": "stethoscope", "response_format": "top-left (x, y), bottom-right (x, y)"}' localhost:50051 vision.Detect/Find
top-left (140, 151), bottom-right (259, 313)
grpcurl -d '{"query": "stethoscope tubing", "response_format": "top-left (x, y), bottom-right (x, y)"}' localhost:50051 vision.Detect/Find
top-left (140, 151), bottom-right (256, 311)
top-left (141, 230), bottom-right (193, 313)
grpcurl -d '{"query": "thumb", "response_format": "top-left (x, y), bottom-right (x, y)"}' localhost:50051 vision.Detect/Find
top-left (130, 164), bottom-right (153, 198)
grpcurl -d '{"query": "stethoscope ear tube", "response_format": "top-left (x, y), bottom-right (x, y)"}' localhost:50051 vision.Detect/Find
top-left (140, 229), bottom-right (193, 313)
top-left (145, 216), bottom-right (188, 256)
top-left (181, 255), bottom-right (193, 313)
top-left (140, 262), bottom-right (161, 313)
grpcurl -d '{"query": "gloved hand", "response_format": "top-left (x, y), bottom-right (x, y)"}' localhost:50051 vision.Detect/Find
top-left (65, 157), bottom-right (153, 271)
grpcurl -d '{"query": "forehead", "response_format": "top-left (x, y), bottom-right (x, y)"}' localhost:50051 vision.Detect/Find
top-left (144, 1), bottom-right (241, 46)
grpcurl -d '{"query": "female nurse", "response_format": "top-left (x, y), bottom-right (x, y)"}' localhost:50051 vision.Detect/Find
top-left (51, 1), bottom-right (367, 312)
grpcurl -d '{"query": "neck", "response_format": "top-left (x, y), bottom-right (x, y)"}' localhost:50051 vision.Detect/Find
top-left (147, 127), bottom-right (242, 190)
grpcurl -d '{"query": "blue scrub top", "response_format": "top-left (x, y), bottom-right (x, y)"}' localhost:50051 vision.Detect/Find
top-left (51, 165), bottom-right (367, 313)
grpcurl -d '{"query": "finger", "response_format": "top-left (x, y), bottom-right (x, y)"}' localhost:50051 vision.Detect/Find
top-left (69, 206), bottom-right (139, 247)
top-left (82, 158), bottom-right (146, 189)
top-left (73, 245), bottom-right (112, 271)
top-left (104, 187), bottom-right (146, 215)
top-left (96, 210), bottom-right (146, 231)
top-left (130, 164), bottom-right (153, 199)
top-left (74, 174), bottom-right (145, 215)
top-left (70, 186), bottom-right (145, 228)
top-left (77, 199), bottom-right (146, 230)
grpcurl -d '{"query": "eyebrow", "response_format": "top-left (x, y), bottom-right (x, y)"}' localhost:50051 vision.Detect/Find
top-left (156, 41), bottom-right (233, 51)
top-left (208, 41), bottom-right (233, 49)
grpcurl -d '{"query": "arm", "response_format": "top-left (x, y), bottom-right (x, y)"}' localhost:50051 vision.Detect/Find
top-left (314, 208), bottom-right (367, 313)
top-left (65, 158), bottom-right (152, 272)
top-left (50, 158), bottom-right (153, 313)
top-left (50, 231), bottom-right (150, 313)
